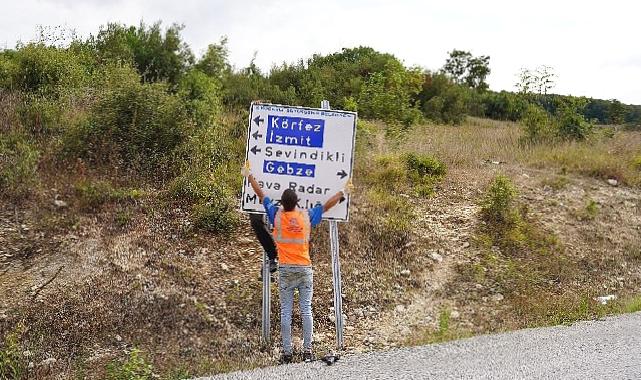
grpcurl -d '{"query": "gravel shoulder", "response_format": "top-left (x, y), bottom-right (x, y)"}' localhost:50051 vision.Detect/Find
top-left (197, 312), bottom-right (641, 380)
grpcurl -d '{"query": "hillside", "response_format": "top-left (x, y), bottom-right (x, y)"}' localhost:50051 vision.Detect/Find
top-left (1, 21), bottom-right (641, 379)
top-left (2, 118), bottom-right (640, 379)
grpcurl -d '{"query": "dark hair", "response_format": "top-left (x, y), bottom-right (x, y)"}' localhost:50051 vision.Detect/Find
top-left (281, 189), bottom-right (298, 211)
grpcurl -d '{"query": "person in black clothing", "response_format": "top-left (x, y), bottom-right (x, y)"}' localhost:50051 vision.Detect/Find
top-left (249, 213), bottom-right (278, 273)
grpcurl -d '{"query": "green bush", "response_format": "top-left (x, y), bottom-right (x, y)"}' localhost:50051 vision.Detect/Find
top-left (418, 73), bottom-right (470, 125)
top-left (422, 85), bottom-right (469, 125)
top-left (222, 70), bottom-right (299, 109)
top-left (632, 155), bottom-right (641, 171)
top-left (363, 153), bottom-right (446, 198)
top-left (169, 167), bottom-right (239, 232)
top-left (191, 199), bottom-right (238, 232)
top-left (556, 100), bottom-right (593, 140)
top-left (10, 43), bottom-right (89, 97)
top-left (357, 66), bottom-right (423, 126)
top-left (106, 348), bottom-right (153, 380)
top-left (85, 80), bottom-right (188, 172)
top-left (404, 153), bottom-right (447, 178)
top-left (93, 22), bottom-right (193, 87)
top-left (404, 153), bottom-right (446, 196)
top-left (479, 91), bottom-right (529, 121)
top-left (177, 68), bottom-right (221, 128)
top-left (0, 51), bottom-right (18, 89)
top-left (0, 132), bottom-right (40, 199)
top-left (583, 199), bottom-right (599, 221)
top-left (0, 327), bottom-right (26, 380)
top-left (362, 189), bottom-right (413, 248)
top-left (368, 154), bottom-right (407, 189)
top-left (480, 175), bottom-right (520, 229)
top-left (17, 95), bottom-right (64, 135)
top-left (521, 103), bottom-right (553, 143)
top-left (75, 179), bottom-right (142, 210)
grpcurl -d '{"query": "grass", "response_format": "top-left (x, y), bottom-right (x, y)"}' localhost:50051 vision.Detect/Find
top-left (584, 199), bottom-right (599, 220)
top-left (105, 348), bottom-right (153, 380)
top-left (75, 179), bottom-right (143, 210)
top-left (622, 295), bottom-right (641, 313)
top-left (540, 175), bottom-right (569, 190)
top-left (406, 308), bottom-right (470, 346)
top-left (0, 325), bottom-right (26, 380)
top-left (400, 118), bottom-right (641, 187)
top-left (525, 133), bottom-right (641, 186)
top-left (0, 131), bottom-right (40, 200)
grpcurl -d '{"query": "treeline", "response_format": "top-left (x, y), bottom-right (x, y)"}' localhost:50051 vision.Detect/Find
top-left (1, 22), bottom-right (638, 131)
top-left (0, 22), bottom-right (639, 229)
top-left (476, 91), bottom-right (641, 125)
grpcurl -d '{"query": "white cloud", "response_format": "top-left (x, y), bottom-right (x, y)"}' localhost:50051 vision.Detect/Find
top-left (1, 0), bottom-right (640, 103)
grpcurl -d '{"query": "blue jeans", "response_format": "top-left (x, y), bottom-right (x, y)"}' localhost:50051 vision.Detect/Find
top-left (278, 265), bottom-right (313, 355)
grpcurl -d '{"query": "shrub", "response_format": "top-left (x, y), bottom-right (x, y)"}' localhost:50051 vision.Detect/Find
top-left (191, 199), bottom-right (238, 232)
top-left (105, 348), bottom-right (153, 380)
top-left (633, 155), bottom-right (641, 171)
top-left (357, 64), bottom-right (423, 126)
top-left (404, 153), bottom-right (446, 197)
top-left (480, 91), bottom-right (529, 121)
top-left (17, 95), bottom-right (64, 135)
top-left (404, 153), bottom-right (447, 178)
top-left (0, 51), bottom-right (18, 89)
top-left (480, 175), bottom-right (520, 229)
top-left (10, 43), bottom-right (88, 97)
top-left (86, 80), bottom-right (188, 172)
top-left (0, 326), bottom-right (26, 380)
top-left (177, 68), bottom-right (221, 128)
top-left (362, 153), bottom-right (446, 198)
top-left (368, 154), bottom-right (406, 189)
top-left (556, 101), bottom-right (593, 140)
top-left (419, 73), bottom-right (470, 125)
top-left (521, 104), bottom-right (553, 143)
top-left (169, 167), bottom-right (240, 232)
top-left (93, 22), bottom-right (193, 87)
top-left (362, 189), bottom-right (413, 248)
top-left (0, 132), bottom-right (40, 199)
top-left (581, 199), bottom-right (599, 221)
top-left (75, 179), bottom-right (142, 210)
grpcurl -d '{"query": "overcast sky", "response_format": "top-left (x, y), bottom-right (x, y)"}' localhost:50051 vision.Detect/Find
top-left (2, 0), bottom-right (640, 104)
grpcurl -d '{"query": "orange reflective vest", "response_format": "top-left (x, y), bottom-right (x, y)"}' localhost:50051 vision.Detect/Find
top-left (273, 209), bottom-right (311, 266)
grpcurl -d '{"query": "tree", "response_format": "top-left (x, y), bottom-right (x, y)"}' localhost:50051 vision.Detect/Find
top-left (442, 49), bottom-right (491, 91)
top-left (515, 66), bottom-right (556, 96)
top-left (91, 22), bottom-right (194, 87)
top-left (418, 72), bottom-right (470, 125)
top-left (607, 99), bottom-right (626, 125)
top-left (195, 37), bottom-right (230, 81)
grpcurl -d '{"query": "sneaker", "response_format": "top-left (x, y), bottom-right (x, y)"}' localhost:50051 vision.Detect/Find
top-left (279, 353), bottom-right (293, 364)
top-left (302, 350), bottom-right (314, 363)
top-left (269, 259), bottom-right (278, 273)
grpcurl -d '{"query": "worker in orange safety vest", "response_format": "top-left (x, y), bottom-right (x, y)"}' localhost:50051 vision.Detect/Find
top-left (243, 161), bottom-right (352, 364)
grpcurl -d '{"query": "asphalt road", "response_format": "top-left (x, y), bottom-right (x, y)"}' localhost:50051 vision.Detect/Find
top-left (196, 312), bottom-right (641, 380)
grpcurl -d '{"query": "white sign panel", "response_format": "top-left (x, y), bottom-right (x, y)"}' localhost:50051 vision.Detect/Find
top-left (241, 102), bottom-right (357, 221)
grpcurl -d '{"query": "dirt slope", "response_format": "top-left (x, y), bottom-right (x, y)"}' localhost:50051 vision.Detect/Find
top-left (1, 156), bottom-right (641, 378)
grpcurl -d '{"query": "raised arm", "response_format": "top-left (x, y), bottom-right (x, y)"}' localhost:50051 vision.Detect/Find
top-left (242, 162), bottom-right (265, 202)
top-left (323, 180), bottom-right (354, 213)
top-left (248, 174), bottom-right (265, 203)
top-left (323, 191), bottom-right (345, 213)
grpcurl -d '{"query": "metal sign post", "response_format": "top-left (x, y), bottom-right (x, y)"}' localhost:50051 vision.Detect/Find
top-left (329, 220), bottom-right (344, 350)
top-left (321, 100), bottom-right (344, 351)
top-left (261, 233), bottom-right (271, 345)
